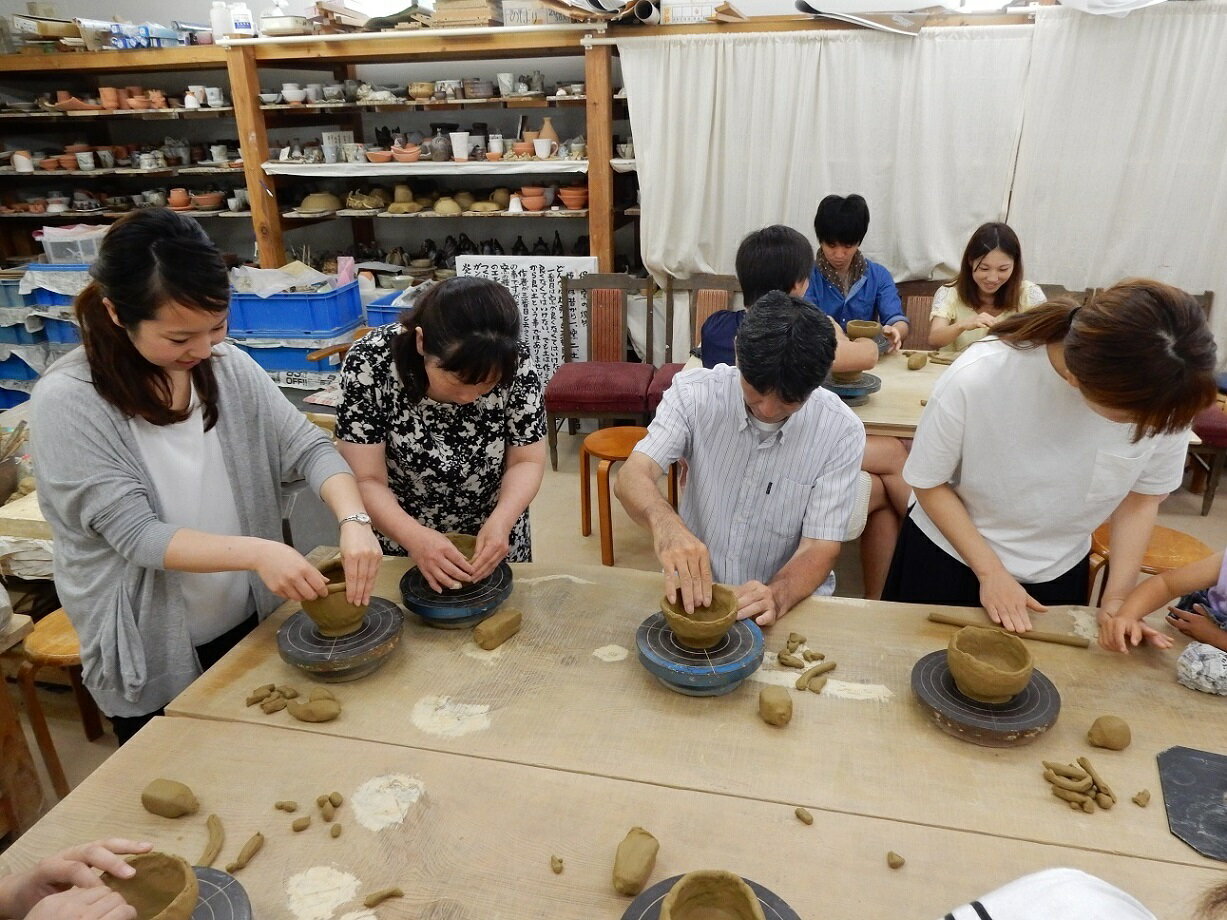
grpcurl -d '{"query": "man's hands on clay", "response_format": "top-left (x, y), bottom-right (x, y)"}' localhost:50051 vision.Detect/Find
top-left (655, 519), bottom-right (712, 614)
top-left (734, 580), bottom-right (778, 626)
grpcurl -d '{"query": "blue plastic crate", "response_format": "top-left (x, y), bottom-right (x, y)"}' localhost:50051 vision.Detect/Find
top-left (0, 387), bottom-right (30, 409)
top-left (0, 354), bottom-right (38, 381)
top-left (366, 291), bottom-right (408, 327)
top-left (0, 279), bottom-right (27, 309)
top-left (26, 264), bottom-right (91, 308)
top-left (43, 317), bottom-right (81, 344)
top-left (232, 320), bottom-right (362, 373)
top-left (229, 281), bottom-right (363, 337)
top-left (0, 322), bottom-right (44, 345)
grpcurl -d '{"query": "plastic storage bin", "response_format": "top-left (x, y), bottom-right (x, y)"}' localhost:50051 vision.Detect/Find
top-left (229, 281), bottom-right (363, 337)
top-left (232, 320), bottom-right (362, 373)
top-left (0, 355), bottom-right (38, 381)
top-left (0, 323), bottom-right (45, 345)
top-left (42, 317), bottom-right (81, 344)
top-left (0, 279), bottom-right (27, 308)
top-left (26, 264), bottom-right (91, 307)
top-left (40, 227), bottom-right (107, 264)
top-left (0, 387), bottom-right (30, 409)
top-left (366, 291), bottom-right (407, 327)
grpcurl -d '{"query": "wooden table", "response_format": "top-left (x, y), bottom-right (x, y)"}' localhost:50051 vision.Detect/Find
top-left (852, 350), bottom-right (946, 438)
top-left (0, 613), bottom-right (42, 835)
top-left (1, 718), bottom-right (1217, 920)
top-left (169, 561), bottom-right (1225, 871)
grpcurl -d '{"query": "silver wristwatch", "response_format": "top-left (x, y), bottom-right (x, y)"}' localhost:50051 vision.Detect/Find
top-left (339, 512), bottom-right (372, 527)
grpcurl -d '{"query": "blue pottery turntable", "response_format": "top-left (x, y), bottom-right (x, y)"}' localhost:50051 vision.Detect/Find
top-left (636, 613), bottom-right (763, 696)
top-left (399, 562), bottom-right (513, 629)
top-left (822, 371), bottom-right (882, 407)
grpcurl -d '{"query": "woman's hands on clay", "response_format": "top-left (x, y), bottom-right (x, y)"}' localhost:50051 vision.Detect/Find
top-left (0, 839), bottom-right (150, 919)
top-left (734, 581), bottom-right (778, 626)
top-left (406, 527), bottom-right (475, 594)
top-left (1166, 604), bottom-right (1226, 649)
top-left (978, 568), bottom-right (1047, 633)
top-left (655, 520), bottom-right (712, 613)
top-left (252, 542), bottom-right (329, 602)
top-left (1097, 609), bottom-right (1173, 653)
top-left (470, 516), bottom-right (512, 583)
top-left (338, 522), bottom-right (382, 607)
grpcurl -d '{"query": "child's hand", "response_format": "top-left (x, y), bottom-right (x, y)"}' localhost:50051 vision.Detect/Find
top-left (1166, 604), bottom-right (1227, 647)
top-left (1098, 611), bottom-right (1173, 653)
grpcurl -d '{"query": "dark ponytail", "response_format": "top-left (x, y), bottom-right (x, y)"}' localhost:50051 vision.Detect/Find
top-left (993, 279), bottom-right (1216, 440)
top-left (76, 209), bottom-right (229, 428)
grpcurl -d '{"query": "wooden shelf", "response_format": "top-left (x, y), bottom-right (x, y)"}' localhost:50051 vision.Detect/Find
top-left (263, 159), bottom-right (588, 177)
top-left (0, 166), bottom-right (245, 179)
top-left (260, 95), bottom-right (586, 114)
top-left (243, 30), bottom-right (589, 65)
top-left (282, 207), bottom-right (588, 220)
top-left (0, 46), bottom-right (227, 74)
top-left (0, 106), bottom-right (234, 121)
top-left (0, 209), bottom-right (251, 220)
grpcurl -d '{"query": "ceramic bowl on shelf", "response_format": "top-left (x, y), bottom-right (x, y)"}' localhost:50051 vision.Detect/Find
top-left (39, 158), bottom-right (60, 171)
top-left (128, 97), bottom-right (152, 110)
top-left (258, 92), bottom-right (280, 104)
top-left (366, 149), bottom-right (393, 163)
top-left (558, 189), bottom-right (588, 209)
top-left (391, 146), bottom-right (421, 163)
top-left (408, 81), bottom-right (435, 101)
top-left (64, 144), bottom-right (90, 154)
top-left (485, 151), bottom-right (503, 161)
top-left (56, 154), bottom-right (77, 169)
top-left (191, 191), bottom-right (225, 210)
top-left (282, 88), bottom-right (307, 104)
top-left (520, 195), bottom-right (546, 212)
top-left (520, 185), bottom-right (545, 198)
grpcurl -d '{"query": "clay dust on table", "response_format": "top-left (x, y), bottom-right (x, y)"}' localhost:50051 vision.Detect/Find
top-left (410, 695), bottom-right (492, 739)
top-left (351, 774), bottom-right (426, 831)
top-left (286, 867), bottom-right (360, 920)
top-left (592, 644), bottom-right (629, 662)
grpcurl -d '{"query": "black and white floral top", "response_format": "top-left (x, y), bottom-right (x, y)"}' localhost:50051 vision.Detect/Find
top-left (335, 323), bottom-right (546, 560)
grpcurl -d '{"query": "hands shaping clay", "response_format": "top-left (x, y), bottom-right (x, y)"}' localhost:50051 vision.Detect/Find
top-left (660, 870), bottom-right (766, 920)
top-left (1087, 715), bottom-right (1131, 750)
top-left (613, 827), bottom-right (659, 896)
top-left (302, 559), bottom-right (369, 637)
top-left (141, 779), bottom-right (199, 819)
top-left (660, 585), bottom-right (738, 650)
top-left (102, 852), bottom-right (198, 920)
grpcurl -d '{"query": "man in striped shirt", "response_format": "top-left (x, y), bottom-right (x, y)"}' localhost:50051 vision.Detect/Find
top-left (616, 292), bottom-right (866, 625)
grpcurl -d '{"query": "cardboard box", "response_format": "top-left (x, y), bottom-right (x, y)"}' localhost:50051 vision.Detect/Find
top-left (501, 0), bottom-right (572, 25)
top-left (11, 14), bottom-right (79, 39)
top-left (660, 0), bottom-right (718, 22)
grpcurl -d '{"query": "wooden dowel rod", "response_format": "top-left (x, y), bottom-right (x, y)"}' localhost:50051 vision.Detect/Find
top-left (927, 612), bottom-right (1091, 648)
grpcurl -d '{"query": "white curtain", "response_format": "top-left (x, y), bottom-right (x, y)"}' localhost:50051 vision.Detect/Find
top-left (1008, 3), bottom-right (1227, 352)
top-left (618, 28), bottom-right (1033, 317)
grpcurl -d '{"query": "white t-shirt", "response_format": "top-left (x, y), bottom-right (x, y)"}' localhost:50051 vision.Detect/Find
top-left (129, 391), bottom-right (252, 645)
top-left (930, 280), bottom-right (1046, 354)
top-left (904, 340), bottom-right (1188, 582)
top-left (941, 868), bottom-right (1157, 920)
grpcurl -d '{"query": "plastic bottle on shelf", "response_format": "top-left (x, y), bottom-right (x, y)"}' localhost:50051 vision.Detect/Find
top-left (227, 1), bottom-right (258, 37)
top-left (210, 0), bottom-right (231, 39)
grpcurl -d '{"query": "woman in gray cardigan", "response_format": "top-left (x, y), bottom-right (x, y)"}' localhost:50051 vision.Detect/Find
top-left (31, 209), bottom-right (382, 744)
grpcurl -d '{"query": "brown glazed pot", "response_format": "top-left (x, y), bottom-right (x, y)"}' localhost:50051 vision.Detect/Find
top-left (102, 853), bottom-right (198, 920)
top-left (946, 626), bottom-right (1033, 704)
top-left (660, 870), bottom-right (766, 920)
top-left (660, 584), bottom-right (738, 650)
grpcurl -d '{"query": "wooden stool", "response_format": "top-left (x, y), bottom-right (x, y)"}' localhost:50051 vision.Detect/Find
top-left (1087, 523), bottom-right (1214, 606)
top-left (17, 609), bottom-right (104, 799)
top-left (580, 426), bottom-right (678, 566)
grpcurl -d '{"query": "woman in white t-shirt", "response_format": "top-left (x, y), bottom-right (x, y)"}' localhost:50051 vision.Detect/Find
top-left (928, 223), bottom-right (1046, 354)
top-left (883, 280), bottom-right (1217, 633)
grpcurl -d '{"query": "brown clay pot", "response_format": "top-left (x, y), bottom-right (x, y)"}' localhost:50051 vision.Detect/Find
top-left (660, 584), bottom-right (738, 650)
top-left (301, 582), bottom-right (368, 638)
top-left (168, 188), bottom-right (190, 208)
top-left (660, 870), bottom-right (766, 920)
top-left (446, 532), bottom-right (477, 560)
top-left (946, 626), bottom-right (1033, 704)
top-left (519, 195), bottom-right (546, 212)
top-left (845, 319), bottom-right (882, 340)
top-left (102, 853), bottom-right (198, 920)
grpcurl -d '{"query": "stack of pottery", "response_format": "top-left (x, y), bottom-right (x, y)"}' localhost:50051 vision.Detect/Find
top-left (391, 143), bottom-right (421, 163)
top-left (519, 185), bottom-right (546, 212)
top-left (557, 185), bottom-right (588, 210)
top-left (99, 86), bottom-right (119, 109)
top-left (660, 584), bottom-right (738, 650)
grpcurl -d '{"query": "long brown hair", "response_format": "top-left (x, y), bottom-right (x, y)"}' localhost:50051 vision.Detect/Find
top-left (76, 209), bottom-right (229, 429)
top-left (951, 222), bottom-right (1025, 312)
top-left (1200, 882), bottom-right (1227, 918)
top-left (992, 279), bottom-right (1217, 440)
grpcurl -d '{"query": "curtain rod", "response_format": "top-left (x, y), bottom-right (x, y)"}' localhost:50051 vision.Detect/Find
top-left (219, 23), bottom-right (606, 47)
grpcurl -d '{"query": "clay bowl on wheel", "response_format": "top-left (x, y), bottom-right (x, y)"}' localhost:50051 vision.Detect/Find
top-left (446, 532), bottom-right (477, 561)
top-left (660, 583), bottom-right (737, 650)
top-left (302, 562), bottom-right (368, 637)
top-left (661, 870), bottom-right (766, 920)
top-left (947, 625), bottom-right (1033, 704)
top-left (101, 852), bottom-right (198, 920)
top-left (845, 319), bottom-right (882, 340)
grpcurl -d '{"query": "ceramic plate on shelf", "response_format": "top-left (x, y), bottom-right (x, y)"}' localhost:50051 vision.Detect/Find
top-left (292, 208), bottom-right (335, 217)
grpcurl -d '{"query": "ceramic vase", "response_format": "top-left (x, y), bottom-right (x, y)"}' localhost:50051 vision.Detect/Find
top-left (538, 116), bottom-right (559, 144)
top-left (428, 128), bottom-right (452, 162)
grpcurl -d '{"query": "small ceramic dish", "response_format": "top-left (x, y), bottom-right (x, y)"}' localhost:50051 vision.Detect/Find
top-left (366, 149), bottom-right (393, 164)
top-left (258, 92), bottom-right (280, 104)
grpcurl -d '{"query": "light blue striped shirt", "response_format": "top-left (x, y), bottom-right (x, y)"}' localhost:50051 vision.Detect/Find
top-left (635, 365), bottom-right (865, 590)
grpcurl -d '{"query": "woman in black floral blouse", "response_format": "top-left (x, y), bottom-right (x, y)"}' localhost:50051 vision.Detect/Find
top-left (336, 277), bottom-right (546, 593)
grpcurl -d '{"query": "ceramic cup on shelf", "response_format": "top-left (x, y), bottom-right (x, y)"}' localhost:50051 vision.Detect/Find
top-left (188, 84), bottom-right (206, 101)
top-left (205, 87), bottom-right (225, 107)
top-left (496, 72), bottom-right (514, 96)
top-left (227, 196), bottom-right (241, 212)
top-left (183, 90), bottom-right (201, 109)
top-left (235, 188), bottom-right (249, 209)
top-left (617, 142), bottom-right (635, 159)
top-left (96, 148), bottom-right (115, 168)
top-left (488, 135), bottom-right (504, 155)
top-left (533, 138), bottom-right (559, 159)
top-left (305, 83), bottom-right (323, 102)
top-left (323, 144), bottom-right (340, 164)
top-left (449, 132), bottom-right (471, 161)
top-left (11, 151), bottom-right (34, 173)
top-left (210, 144), bottom-right (228, 162)
top-left (74, 151), bottom-right (96, 171)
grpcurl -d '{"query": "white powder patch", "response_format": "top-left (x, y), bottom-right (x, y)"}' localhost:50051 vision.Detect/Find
top-left (821, 679), bottom-right (893, 702)
top-left (286, 867), bottom-right (360, 920)
top-left (592, 644), bottom-right (628, 662)
top-left (747, 653), bottom-right (803, 688)
top-left (518, 574), bottom-right (595, 586)
top-left (1067, 608), bottom-right (1100, 641)
top-left (410, 695), bottom-right (491, 738)
top-left (463, 644), bottom-right (505, 664)
top-left (339, 911), bottom-right (377, 920)
top-left (351, 774), bottom-right (426, 831)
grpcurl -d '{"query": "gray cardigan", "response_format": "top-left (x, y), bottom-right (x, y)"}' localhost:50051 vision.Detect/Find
top-left (30, 345), bottom-right (352, 717)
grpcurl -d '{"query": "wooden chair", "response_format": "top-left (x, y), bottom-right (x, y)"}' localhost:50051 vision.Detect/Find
top-left (1087, 523), bottom-right (1214, 606)
top-left (579, 426), bottom-right (678, 566)
top-left (651, 274), bottom-right (741, 411)
top-left (304, 325), bottom-right (371, 364)
top-left (543, 274), bottom-right (656, 471)
top-left (17, 609), bottom-right (104, 799)
top-left (1189, 398), bottom-right (1227, 516)
top-left (896, 280), bottom-right (942, 351)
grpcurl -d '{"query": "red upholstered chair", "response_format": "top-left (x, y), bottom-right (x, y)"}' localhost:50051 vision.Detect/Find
top-left (650, 274), bottom-right (741, 411)
top-left (1190, 402), bottom-right (1227, 516)
top-left (544, 274), bottom-right (656, 470)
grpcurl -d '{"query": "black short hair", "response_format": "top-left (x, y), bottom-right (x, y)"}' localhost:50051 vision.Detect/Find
top-left (735, 291), bottom-right (836, 404)
top-left (814, 194), bottom-right (870, 246)
top-left (734, 225), bottom-right (813, 306)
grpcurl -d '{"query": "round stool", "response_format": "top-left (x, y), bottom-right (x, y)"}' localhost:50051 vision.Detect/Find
top-left (580, 426), bottom-right (678, 566)
top-left (18, 609), bottom-right (104, 799)
top-left (1088, 523), bottom-right (1214, 606)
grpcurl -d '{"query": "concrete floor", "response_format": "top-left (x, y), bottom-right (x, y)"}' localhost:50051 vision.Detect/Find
top-left (7, 426), bottom-right (1227, 828)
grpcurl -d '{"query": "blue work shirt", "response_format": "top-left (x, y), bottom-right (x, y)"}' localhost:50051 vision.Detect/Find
top-left (805, 259), bottom-right (906, 329)
top-left (698, 309), bottom-right (745, 369)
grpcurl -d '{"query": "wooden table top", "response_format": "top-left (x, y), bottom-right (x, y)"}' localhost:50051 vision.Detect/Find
top-left (1, 717), bottom-right (1215, 920)
top-left (0, 491), bottom-right (50, 542)
top-left (168, 561), bottom-right (1224, 870)
top-left (851, 350), bottom-right (945, 438)
top-left (0, 612), bottom-right (31, 654)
